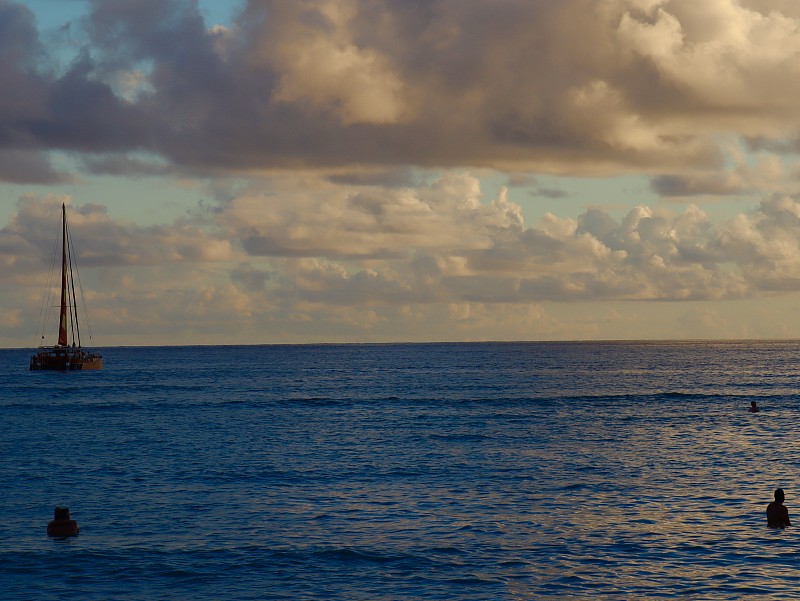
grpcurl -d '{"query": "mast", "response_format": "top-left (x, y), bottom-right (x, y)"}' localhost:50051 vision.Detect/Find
top-left (57, 203), bottom-right (68, 347)
top-left (30, 201), bottom-right (103, 371)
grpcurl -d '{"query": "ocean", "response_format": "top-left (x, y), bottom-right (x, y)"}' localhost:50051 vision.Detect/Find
top-left (2, 341), bottom-right (800, 600)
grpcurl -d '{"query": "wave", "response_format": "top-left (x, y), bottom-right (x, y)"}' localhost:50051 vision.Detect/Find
top-left (314, 548), bottom-right (418, 564)
top-left (430, 433), bottom-right (492, 442)
top-left (9, 389), bottom-right (800, 413)
top-left (553, 391), bottom-right (800, 403)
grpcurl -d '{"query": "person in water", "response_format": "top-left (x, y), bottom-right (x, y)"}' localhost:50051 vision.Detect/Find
top-left (767, 489), bottom-right (791, 528)
top-left (749, 401), bottom-right (760, 413)
top-left (47, 506), bottom-right (79, 537)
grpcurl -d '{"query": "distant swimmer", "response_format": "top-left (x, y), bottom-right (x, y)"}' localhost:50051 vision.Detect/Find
top-left (47, 506), bottom-right (79, 537)
top-left (749, 401), bottom-right (760, 413)
top-left (767, 489), bottom-right (791, 528)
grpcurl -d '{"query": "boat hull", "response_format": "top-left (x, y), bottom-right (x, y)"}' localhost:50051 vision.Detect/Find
top-left (30, 348), bottom-right (103, 371)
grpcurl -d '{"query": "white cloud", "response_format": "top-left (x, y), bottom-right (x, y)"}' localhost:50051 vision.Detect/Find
top-left (618, 0), bottom-right (800, 129)
top-left (10, 0), bottom-right (800, 175)
top-left (7, 174), bottom-right (800, 344)
top-left (219, 173), bottom-right (521, 259)
top-left (207, 173), bottom-right (800, 309)
top-left (14, 0), bottom-right (800, 345)
top-left (255, 0), bottom-right (408, 124)
top-left (11, 176), bottom-right (800, 327)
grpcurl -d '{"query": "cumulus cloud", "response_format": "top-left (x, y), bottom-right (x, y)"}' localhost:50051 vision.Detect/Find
top-left (210, 173), bottom-right (800, 306)
top-left (218, 173), bottom-right (522, 260)
top-left (716, 195), bottom-right (800, 290)
top-left (5, 0), bottom-right (800, 175)
top-left (9, 175), bottom-right (800, 311)
top-left (263, 0), bottom-right (408, 125)
top-left (617, 0), bottom-right (800, 120)
top-left (0, 194), bottom-right (237, 278)
top-left (8, 175), bottom-right (800, 343)
top-left (14, 0), bottom-right (800, 344)
top-left (651, 145), bottom-right (790, 198)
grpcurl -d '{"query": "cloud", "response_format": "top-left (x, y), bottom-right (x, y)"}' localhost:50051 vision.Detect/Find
top-left (651, 145), bottom-right (789, 198)
top-left (651, 173), bottom-right (746, 197)
top-left (0, 194), bottom-right (237, 278)
top-left (263, 1), bottom-right (408, 125)
top-left (617, 0), bottom-right (800, 122)
top-left (212, 172), bottom-right (800, 306)
top-left (0, 2), bottom-right (69, 183)
top-left (0, 149), bottom-right (69, 183)
top-left (81, 153), bottom-right (173, 177)
top-left (715, 195), bottom-right (800, 290)
top-left (8, 174), bottom-right (800, 311)
top-left (220, 172), bottom-right (522, 260)
top-left (6, 173), bottom-right (790, 309)
top-left (326, 167), bottom-right (416, 188)
top-left (746, 135), bottom-right (800, 155)
top-left (9, 174), bottom-right (800, 343)
top-left (6, 0), bottom-right (800, 176)
top-left (0, 1), bottom-right (47, 118)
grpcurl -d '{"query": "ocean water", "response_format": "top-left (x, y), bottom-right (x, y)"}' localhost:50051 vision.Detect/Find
top-left (3, 341), bottom-right (800, 600)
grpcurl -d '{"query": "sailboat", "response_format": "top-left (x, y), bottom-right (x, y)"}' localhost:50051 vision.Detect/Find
top-left (30, 203), bottom-right (103, 371)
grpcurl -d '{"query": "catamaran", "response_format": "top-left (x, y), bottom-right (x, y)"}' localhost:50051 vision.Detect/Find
top-left (30, 203), bottom-right (103, 371)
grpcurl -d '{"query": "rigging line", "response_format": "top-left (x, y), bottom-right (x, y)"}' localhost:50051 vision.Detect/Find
top-left (33, 221), bottom-right (61, 347)
top-left (69, 217), bottom-right (96, 346)
top-left (75, 262), bottom-right (96, 345)
top-left (66, 219), bottom-right (82, 347)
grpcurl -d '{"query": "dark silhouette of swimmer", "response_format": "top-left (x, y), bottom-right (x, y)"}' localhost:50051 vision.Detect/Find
top-left (767, 489), bottom-right (791, 528)
top-left (749, 401), bottom-right (760, 413)
top-left (47, 506), bottom-right (79, 537)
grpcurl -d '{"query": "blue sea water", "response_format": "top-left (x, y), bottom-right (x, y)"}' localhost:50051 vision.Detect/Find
top-left (3, 341), bottom-right (800, 600)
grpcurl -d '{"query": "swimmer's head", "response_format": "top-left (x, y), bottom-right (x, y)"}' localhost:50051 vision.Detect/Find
top-left (775, 488), bottom-right (785, 502)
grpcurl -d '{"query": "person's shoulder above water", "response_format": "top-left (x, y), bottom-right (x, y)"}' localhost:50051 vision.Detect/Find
top-left (47, 506), bottom-right (79, 537)
top-left (749, 401), bottom-right (759, 413)
top-left (767, 488), bottom-right (791, 528)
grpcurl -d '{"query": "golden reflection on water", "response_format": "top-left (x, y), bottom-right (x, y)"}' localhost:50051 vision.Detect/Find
top-left (512, 377), bottom-right (800, 597)
top-left (10, 342), bottom-right (800, 600)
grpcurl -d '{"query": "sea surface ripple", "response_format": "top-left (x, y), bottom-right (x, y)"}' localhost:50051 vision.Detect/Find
top-left (2, 341), bottom-right (800, 599)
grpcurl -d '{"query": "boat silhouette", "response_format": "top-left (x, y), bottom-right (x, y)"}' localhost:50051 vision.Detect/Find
top-left (30, 203), bottom-right (102, 371)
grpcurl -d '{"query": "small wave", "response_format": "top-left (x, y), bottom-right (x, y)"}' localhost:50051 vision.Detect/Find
top-left (557, 391), bottom-right (800, 404)
top-left (430, 433), bottom-right (491, 442)
top-left (285, 397), bottom-right (341, 406)
top-left (1, 400), bottom-right (143, 411)
top-left (314, 548), bottom-right (416, 565)
top-left (148, 397), bottom-right (264, 410)
top-left (427, 546), bottom-right (465, 555)
top-left (445, 575), bottom-right (497, 585)
top-left (181, 467), bottom-right (304, 485)
top-left (122, 383), bottom-right (211, 394)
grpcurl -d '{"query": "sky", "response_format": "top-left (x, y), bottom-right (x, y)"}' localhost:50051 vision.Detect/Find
top-left (5, 0), bottom-right (800, 347)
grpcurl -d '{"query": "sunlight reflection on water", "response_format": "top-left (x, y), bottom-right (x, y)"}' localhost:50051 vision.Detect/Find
top-left (4, 342), bottom-right (800, 599)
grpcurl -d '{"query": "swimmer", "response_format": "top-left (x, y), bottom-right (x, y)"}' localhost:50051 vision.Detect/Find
top-left (749, 401), bottom-right (760, 413)
top-left (47, 506), bottom-right (79, 537)
top-left (767, 489), bottom-right (791, 528)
